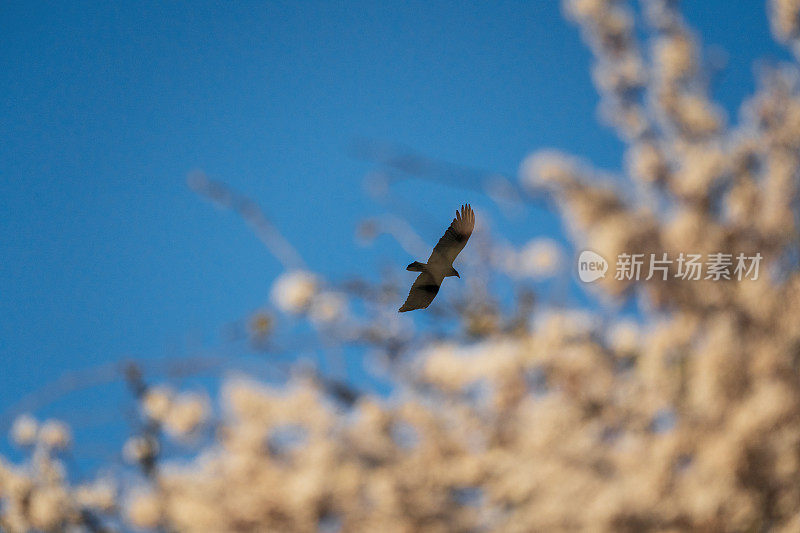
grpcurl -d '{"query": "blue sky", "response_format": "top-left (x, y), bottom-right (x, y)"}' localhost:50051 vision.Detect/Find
top-left (0, 0), bottom-right (790, 442)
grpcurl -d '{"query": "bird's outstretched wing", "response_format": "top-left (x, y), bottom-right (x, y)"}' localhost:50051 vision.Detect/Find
top-left (399, 271), bottom-right (440, 312)
top-left (427, 204), bottom-right (475, 268)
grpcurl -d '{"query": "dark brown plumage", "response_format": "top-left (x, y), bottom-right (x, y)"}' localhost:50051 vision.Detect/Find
top-left (399, 204), bottom-right (475, 312)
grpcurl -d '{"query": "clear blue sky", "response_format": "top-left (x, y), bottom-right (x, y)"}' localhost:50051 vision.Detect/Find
top-left (0, 1), bottom-right (789, 437)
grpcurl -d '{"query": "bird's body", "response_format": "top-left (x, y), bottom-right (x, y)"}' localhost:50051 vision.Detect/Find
top-left (399, 204), bottom-right (474, 312)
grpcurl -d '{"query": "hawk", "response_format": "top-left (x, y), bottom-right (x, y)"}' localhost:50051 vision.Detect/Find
top-left (399, 204), bottom-right (475, 312)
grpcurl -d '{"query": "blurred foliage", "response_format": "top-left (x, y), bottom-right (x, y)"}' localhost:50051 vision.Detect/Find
top-left (4, 1), bottom-right (800, 531)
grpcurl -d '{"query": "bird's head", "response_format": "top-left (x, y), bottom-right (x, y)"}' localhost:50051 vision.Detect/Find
top-left (448, 267), bottom-right (460, 278)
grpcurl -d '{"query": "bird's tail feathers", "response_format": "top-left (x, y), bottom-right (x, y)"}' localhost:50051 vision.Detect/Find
top-left (406, 261), bottom-right (426, 272)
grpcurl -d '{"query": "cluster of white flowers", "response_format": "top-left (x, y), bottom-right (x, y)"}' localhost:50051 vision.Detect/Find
top-left (270, 270), bottom-right (318, 314)
top-left (10, 416), bottom-right (70, 450)
top-left (308, 291), bottom-right (348, 324)
top-left (498, 238), bottom-right (565, 280)
top-left (141, 385), bottom-right (209, 438)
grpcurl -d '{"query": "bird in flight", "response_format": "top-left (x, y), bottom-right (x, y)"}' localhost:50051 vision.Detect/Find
top-left (399, 204), bottom-right (475, 312)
